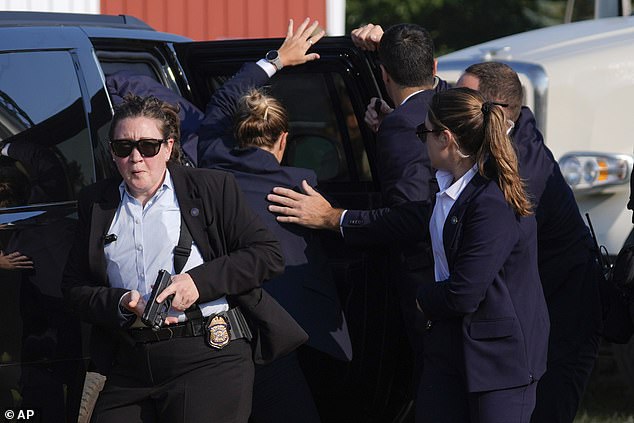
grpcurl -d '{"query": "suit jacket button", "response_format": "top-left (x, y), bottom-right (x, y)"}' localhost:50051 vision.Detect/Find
top-left (450, 216), bottom-right (458, 224)
top-left (190, 207), bottom-right (200, 217)
top-left (425, 320), bottom-right (433, 331)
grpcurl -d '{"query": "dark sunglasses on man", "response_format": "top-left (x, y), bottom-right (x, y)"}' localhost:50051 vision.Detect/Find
top-left (110, 138), bottom-right (166, 158)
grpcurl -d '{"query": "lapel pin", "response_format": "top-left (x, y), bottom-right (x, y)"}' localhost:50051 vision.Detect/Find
top-left (190, 207), bottom-right (200, 217)
top-left (450, 216), bottom-right (458, 225)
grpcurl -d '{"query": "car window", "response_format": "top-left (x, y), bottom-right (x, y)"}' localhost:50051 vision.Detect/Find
top-left (271, 72), bottom-right (371, 183)
top-left (206, 70), bottom-right (371, 183)
top-left (0, 50), bottom-right (95, 205)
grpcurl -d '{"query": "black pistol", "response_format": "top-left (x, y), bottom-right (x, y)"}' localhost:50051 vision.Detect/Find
top-left (141, 269), bottom-right (173, 330)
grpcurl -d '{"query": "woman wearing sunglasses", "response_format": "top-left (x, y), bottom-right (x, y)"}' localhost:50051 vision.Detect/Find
top-left (414, 88), bottom-right (549, 423)
top-left (61, 94), bottom-right (308, 423)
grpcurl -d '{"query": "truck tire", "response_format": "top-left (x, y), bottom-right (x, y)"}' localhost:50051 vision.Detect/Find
top-left (77, 372), bottom-right (106, 423)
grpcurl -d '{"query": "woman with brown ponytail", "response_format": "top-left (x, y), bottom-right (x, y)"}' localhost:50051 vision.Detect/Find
top-left (414, 87), bottom-right (549, 423)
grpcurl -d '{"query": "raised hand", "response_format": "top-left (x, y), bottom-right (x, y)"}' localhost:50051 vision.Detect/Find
top-left (351, 23), bottom-right (384, 51)
top-left (278, 18), bottom-right (326, 67)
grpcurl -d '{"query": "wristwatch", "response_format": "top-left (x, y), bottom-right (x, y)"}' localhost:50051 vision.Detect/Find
top-left (265, 50), bottom-right (283, 71)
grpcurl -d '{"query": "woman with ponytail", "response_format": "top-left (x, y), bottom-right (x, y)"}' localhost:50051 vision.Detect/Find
top-left (414, 87), bottom-right (549, 423)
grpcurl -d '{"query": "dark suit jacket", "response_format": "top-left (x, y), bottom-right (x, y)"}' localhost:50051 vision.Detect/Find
top-left (196, 62), bottom-right (270, 169)
top-left (417, 173), bottom-right (549, 393)
top-left (513, 107), bottom-right (602, 357)
top-left (62, 163), bottom-right (302, 373)
top-left (375, 81), bottom-right (447, 206)
top-left (341, 82), bottom-right (447, 346)
top-left (196, 62), bottom-right (353, 361)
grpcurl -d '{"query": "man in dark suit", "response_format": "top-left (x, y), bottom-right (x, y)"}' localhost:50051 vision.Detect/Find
top-left (457, 62), bottom-right (603, 423)
top-left (62, 95), bottom-right (305, 423)
top-left (268, 23), bottom-right (445, 358)
top-left (267, 28), bottom-right (446, 411)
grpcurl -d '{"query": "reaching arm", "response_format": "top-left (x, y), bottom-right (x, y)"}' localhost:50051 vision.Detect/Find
top-left (197, 18), bottom-right (325, 168)
top-left (267, 180), bottom-right (342, 231)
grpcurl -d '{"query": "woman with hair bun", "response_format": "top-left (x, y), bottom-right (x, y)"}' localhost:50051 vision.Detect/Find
top-left (414, 87), bottom-right (549, 423)
top-left (197, 24), bottom-right (351, 423)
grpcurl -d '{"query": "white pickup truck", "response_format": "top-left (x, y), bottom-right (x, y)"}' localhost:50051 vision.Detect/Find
top-left (437, 11), bottom-right (634, 257)
top-left (437, 2), bottom-right (634, 388)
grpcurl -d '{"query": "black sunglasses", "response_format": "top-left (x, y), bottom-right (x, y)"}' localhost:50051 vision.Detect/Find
top-left (110, 139), bottom-right (166, 158)
top-left (415, 125), bottom-right (445, 143)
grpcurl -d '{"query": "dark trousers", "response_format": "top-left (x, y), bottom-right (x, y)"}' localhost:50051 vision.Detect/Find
top-left (531, 253), bottom-right (602, 423)
top-left (416, 320), bottom-right (538, 423)
top-left (530, 333), bottom-right (600, 423)
top-left (469, 383), bottom-right (537, 423)
top-left (91, 337), bottom-right (253, 423)
top-left (250, 350), bottom-right (320, 423)
top-left (416, 319), bottom-right (469, 423)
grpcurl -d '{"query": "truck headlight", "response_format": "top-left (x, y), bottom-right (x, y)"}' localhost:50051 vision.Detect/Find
top-left (559, 153), bottom-right (633, 191)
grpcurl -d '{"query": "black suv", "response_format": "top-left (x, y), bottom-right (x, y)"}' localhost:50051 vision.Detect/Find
top-left (0, 11), bottom-right (413, 423)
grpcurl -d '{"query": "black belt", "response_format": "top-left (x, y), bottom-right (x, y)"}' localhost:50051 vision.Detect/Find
top-left (128, 307), bottom-right (252, 344)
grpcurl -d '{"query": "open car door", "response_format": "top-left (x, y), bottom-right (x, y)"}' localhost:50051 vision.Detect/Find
top-left (174, 37), bottom-right (415, 423)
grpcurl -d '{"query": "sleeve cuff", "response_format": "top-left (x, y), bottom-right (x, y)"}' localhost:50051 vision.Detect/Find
top-left (118, 292), bottom-right (137, 322)
top-left (256, 59), bottom-right (277, 78)
top-left (339, 209), bottom-right (348, 237)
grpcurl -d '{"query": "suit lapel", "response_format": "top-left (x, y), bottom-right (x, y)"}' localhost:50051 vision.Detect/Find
top-left (443, 173), bottom-right (488, 270)
top-left (89, 180), bottom-right (121, 283)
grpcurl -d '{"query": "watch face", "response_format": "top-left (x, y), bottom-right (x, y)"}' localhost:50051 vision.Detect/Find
top-left (266, 50), bottom-right (279, 61)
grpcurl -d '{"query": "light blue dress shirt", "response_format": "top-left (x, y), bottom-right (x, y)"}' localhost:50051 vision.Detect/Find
top-left (104, 169), bottom-right (228, 321)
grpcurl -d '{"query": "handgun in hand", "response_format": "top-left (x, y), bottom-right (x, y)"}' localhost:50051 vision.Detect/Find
top-left (141, 269), bottom-right (173, 330)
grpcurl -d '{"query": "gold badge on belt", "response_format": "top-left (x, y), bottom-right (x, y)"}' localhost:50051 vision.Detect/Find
top-left (205, 315), bottom-right (230, 349)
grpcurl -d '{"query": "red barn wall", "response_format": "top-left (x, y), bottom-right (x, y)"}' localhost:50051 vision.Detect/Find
top-left (101, 0), bottom-right (327, 40)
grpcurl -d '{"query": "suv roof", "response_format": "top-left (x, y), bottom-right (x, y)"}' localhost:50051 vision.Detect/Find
top-left (0, 11), bottom-right (154, 30)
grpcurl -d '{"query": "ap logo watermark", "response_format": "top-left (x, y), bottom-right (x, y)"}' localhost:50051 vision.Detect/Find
top-left (4, 409), bottom-right (36, 420)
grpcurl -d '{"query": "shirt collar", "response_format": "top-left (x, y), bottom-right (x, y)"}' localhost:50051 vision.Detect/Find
top-left (118, 168), bottom-right (173, 202)
top-left (400, 89), bottom-right (426, 106)
top-left (399, 77), bottom-right (440, 106)
top-left (435, 165), bottom-right (478, 201)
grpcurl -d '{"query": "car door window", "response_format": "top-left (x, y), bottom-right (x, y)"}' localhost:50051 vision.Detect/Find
top-left (0, 50), bottom-right (94, 205)
top-left (271, 72), bottom-right (371, 183)
top-left (205, 69), bottom-right (371, 184)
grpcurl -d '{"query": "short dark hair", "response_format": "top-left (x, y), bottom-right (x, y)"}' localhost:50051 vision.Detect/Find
top-left (378, 23), bottom-right (435, 88)
top-left (463, 62), bottom-right (523, 122)
top-left (109, 94), bottom-right (182, 163)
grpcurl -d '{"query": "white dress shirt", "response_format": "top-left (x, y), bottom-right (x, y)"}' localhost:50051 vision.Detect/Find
top-left (430, 165), bottom-right (478, 282)
top-left (105, 169), bottom-right (228, 321)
